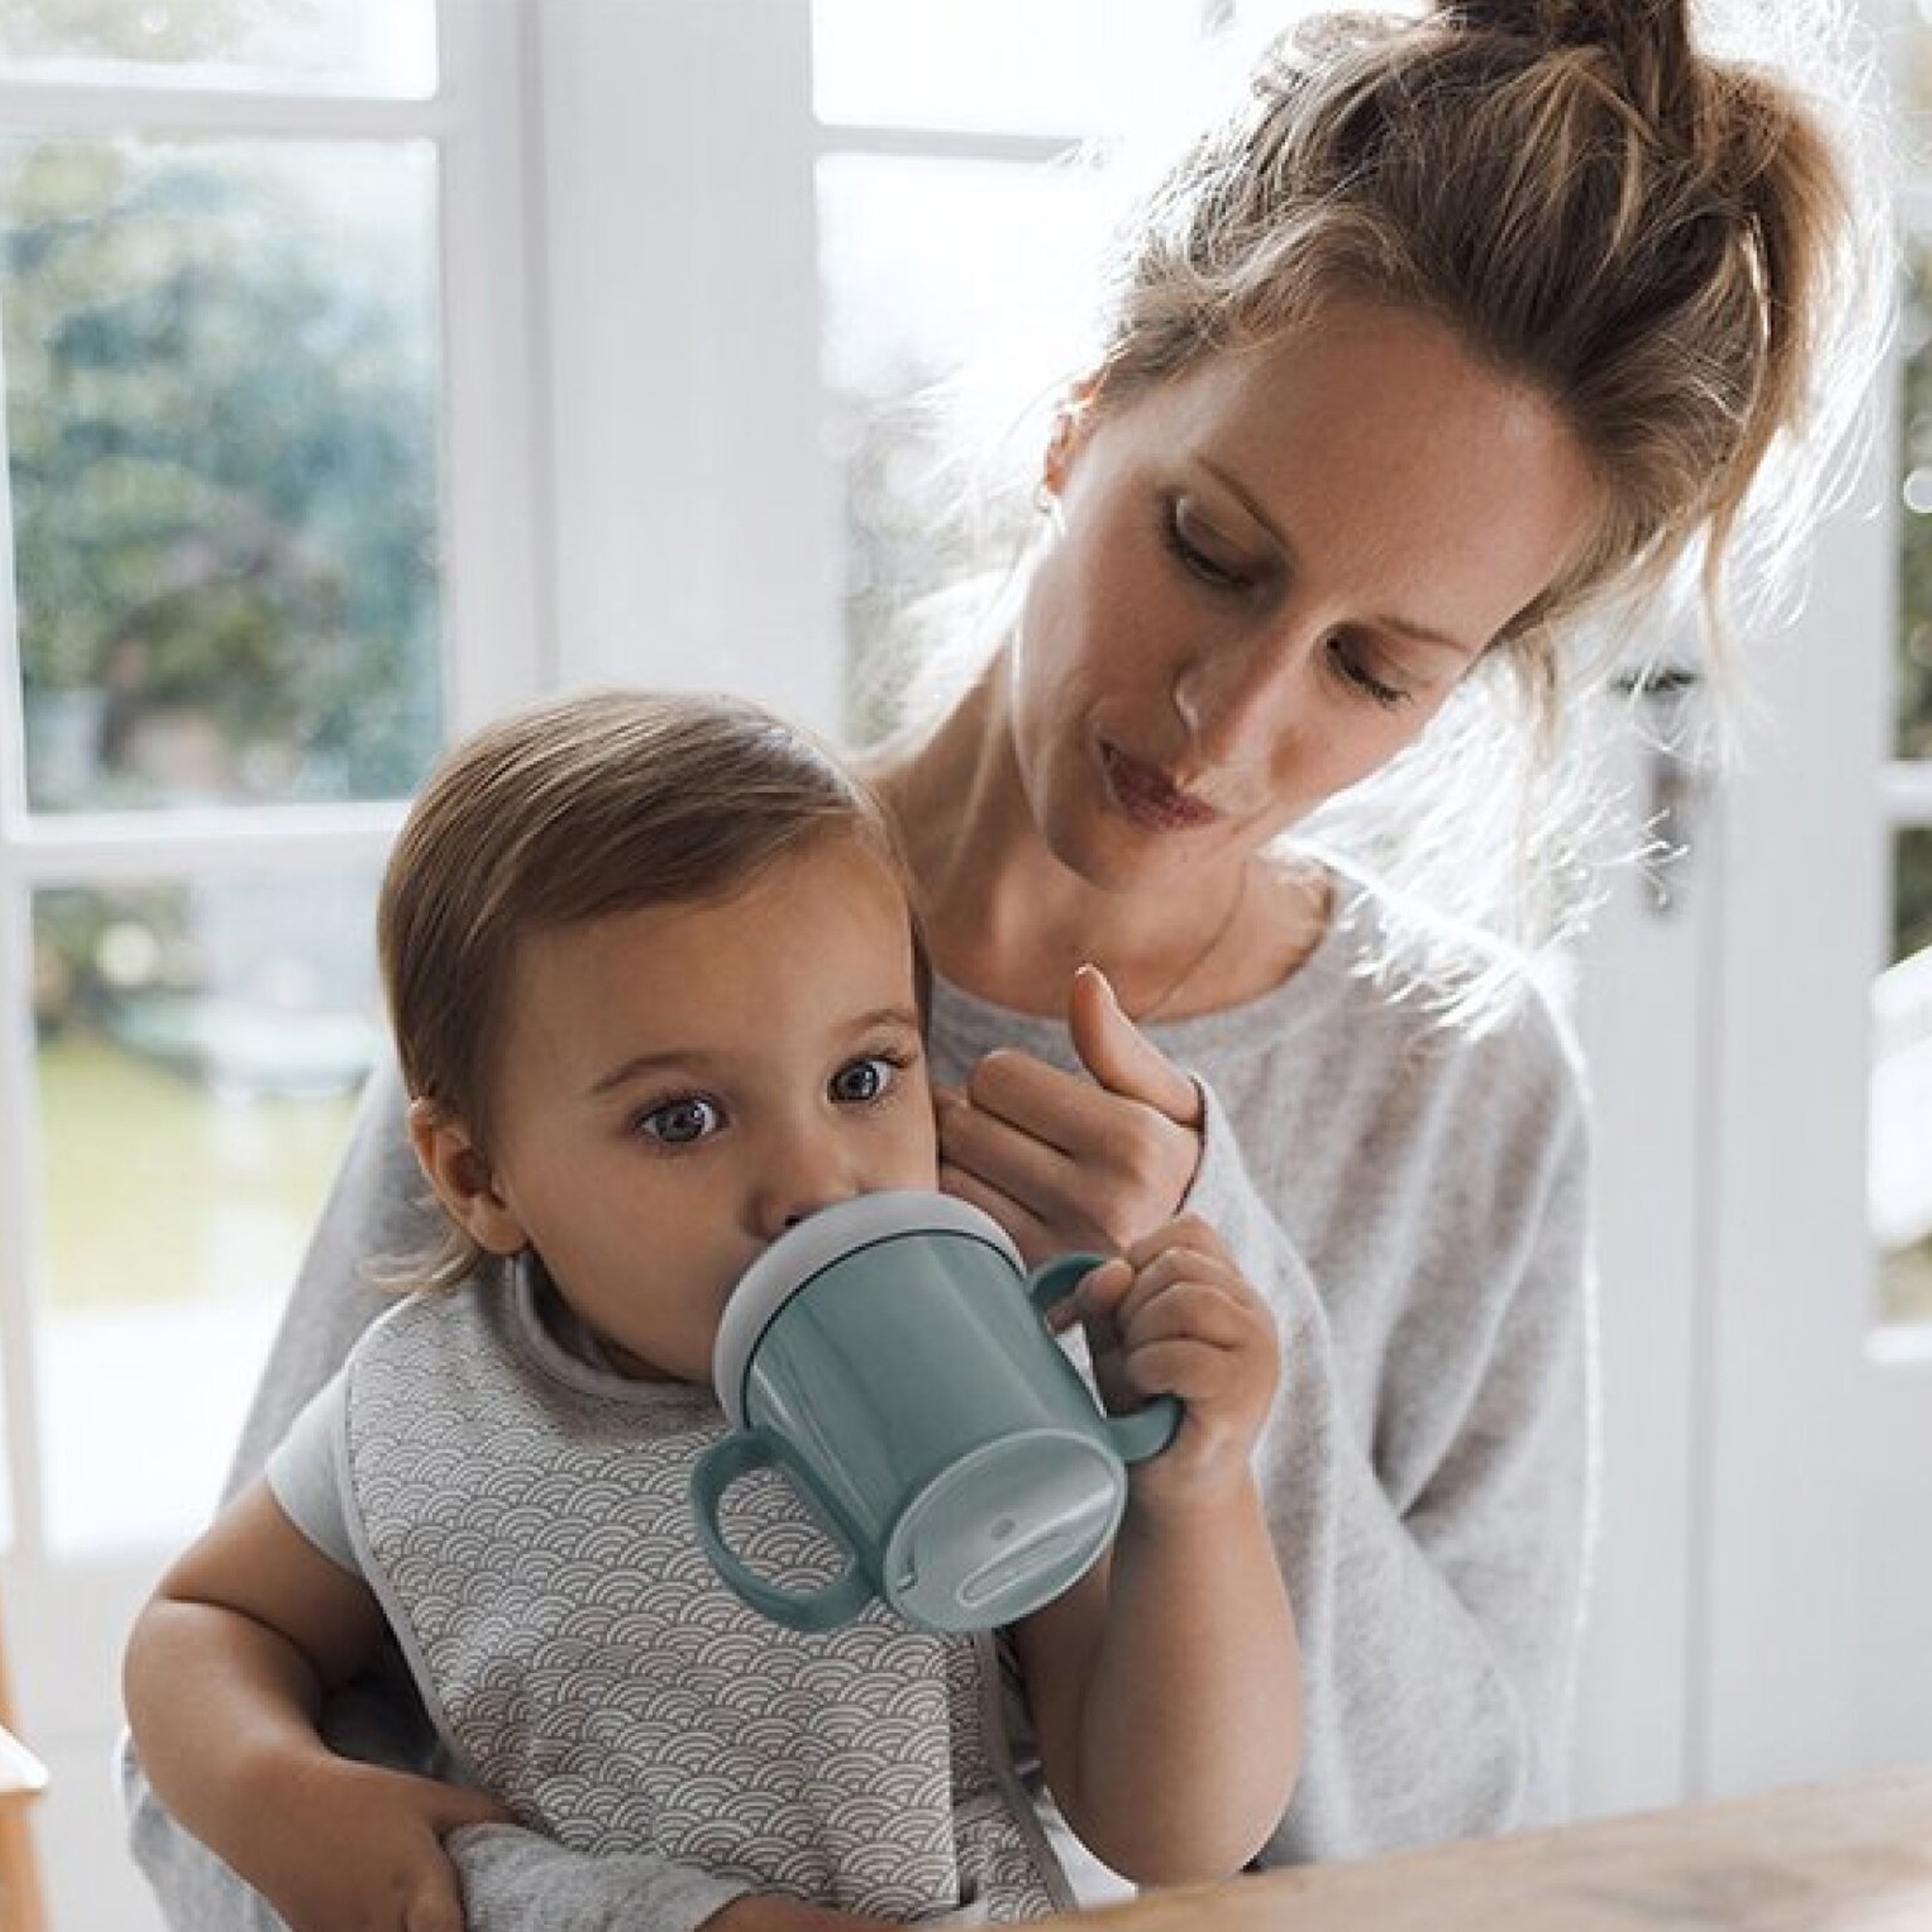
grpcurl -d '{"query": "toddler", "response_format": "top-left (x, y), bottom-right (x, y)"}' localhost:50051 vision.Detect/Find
top-left (123, 690), bottom-right (1299, 1932)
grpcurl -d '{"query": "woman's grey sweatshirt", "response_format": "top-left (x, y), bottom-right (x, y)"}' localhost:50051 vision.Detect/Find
top-left (121, 868), bottom-right (1596, 1932)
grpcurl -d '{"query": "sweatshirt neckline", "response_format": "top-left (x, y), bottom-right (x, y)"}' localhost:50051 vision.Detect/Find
top-left (928, 866), bottom-right (1367, 1058)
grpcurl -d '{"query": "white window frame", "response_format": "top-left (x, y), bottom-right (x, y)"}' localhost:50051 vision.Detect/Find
top-left (0, 0), bottom-right (546, 1742)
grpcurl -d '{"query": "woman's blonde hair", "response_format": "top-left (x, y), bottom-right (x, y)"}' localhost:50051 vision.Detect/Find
top-left (378, 688), bottom-right (921, 1292)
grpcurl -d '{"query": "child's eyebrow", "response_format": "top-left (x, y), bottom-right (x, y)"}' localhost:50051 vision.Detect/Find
top-left (844, 1004), bottom-right (923, 1037)
top-left (584, 1007), bottom-right (922, 1100)
top-left (585, 1051), bottom-right (701, 1099)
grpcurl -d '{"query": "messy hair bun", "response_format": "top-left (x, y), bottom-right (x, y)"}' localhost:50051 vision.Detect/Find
top-left (1439, 0), bottom-right (1695, 122)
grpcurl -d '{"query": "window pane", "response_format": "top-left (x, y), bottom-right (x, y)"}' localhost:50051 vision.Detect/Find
top-left (813, 0), bottom-right (1192, 137)
top-left (32, 872), bottom-right (377, 1551)
top-left (0, 0), bottom-right (436, 97)
top-left (1897, 827), bottom-right (1932, 970)
top-left (817, 154), bottom-right (1108, 734)
top-left (1881, 232), bottom-right (1932, 1329)
top-left (1875, 829), bottom-right (1932, 1329)
top-left (1899, 237), bottom-right (1932, 761)
top-left (1905, 6), bottom-right (1932, 168)
top-left (4, 137), bottom-right (445, 813)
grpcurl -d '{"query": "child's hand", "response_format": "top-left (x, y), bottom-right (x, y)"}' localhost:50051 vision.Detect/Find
top-left (1061, 1214), bottom-right (1280, 1510)
top-left (257, 1758), bottom-right (511, 1932)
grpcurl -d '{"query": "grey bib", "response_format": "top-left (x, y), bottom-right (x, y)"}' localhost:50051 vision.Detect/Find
top-left (342, 1277), bottom-right (1065, 1920)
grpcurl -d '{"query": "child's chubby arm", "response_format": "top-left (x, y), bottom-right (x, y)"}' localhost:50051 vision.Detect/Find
top-left (1010, 1214), bottom-right (1302, 1889)
top-left (123, 1477), bottom-right (510, 1932)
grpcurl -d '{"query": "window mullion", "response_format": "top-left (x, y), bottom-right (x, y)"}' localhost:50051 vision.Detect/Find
top-left (0, 876), bottom-right (50, 1561)
top-left (435, 0), bottom-right (550, 728)
top-left (0, 78), bottom-right (445, 137)
top-left (533, 0), bottom-right (840, 725)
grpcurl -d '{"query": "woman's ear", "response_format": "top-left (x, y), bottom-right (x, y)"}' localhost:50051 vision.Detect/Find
top-left (1041, 378), bottom-right (1100, 499)
top-left (407, 1096), bottom-right (527, 1256)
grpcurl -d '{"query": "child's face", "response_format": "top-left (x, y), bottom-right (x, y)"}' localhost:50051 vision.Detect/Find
top-left (443, 835), bottom-right (936, 1381)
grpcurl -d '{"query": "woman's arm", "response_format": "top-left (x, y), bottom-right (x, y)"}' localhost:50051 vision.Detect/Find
top-left (1183, 1070), bottom-right (1593, 1858)
top-left (1009, 1221), bottom-right (1299, 1886)
top-left (939, 972), bottom-right (1595, 1859)
top-left (221, 1061), bottom-right (434, 1502)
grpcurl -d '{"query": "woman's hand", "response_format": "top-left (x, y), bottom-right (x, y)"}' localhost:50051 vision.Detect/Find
top-left (936, 965), bottom-right (1204, 1264)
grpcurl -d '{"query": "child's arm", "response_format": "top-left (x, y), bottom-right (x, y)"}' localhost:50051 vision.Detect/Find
top-left (1010, 1214), bottom-right (1301, 1888)
top-left (124, 1477), bottom-right (509, 1932)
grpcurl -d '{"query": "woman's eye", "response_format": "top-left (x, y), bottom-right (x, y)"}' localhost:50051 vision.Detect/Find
top-left (1327, 637), bottom-right (1410, 711)
top-left (1163, 502), bottom-right (1251, 592)
top-left (829, 1056), bottom-right (896, 1105)
top-left (637, 1095), bottom-right (723, 1146)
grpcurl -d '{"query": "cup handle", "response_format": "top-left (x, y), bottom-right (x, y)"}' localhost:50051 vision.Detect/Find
top-left (1026, 1252), bottom-right (1182, 1463)
top-left (690, 1429), bottom-right (875, 1633)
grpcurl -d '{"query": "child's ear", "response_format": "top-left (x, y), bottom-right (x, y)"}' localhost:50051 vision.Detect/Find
top-left (407, 1096), bottom-right (527, 1256)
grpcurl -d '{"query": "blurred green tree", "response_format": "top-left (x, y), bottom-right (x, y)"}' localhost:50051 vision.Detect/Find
top-left (2, 132), bottom-right (442, 807)
top-left (0, 0), bottom-right (292, 63)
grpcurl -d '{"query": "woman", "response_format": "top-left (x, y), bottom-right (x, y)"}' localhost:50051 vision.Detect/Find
top-left (124, 3), bottom-right (1882, 1928)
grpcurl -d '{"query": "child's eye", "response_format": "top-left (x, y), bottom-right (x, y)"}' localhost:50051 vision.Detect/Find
top-left (636, 1095), bottom-right (724, 1146)
top-left (829, 1056), bottom-right (898, 1105)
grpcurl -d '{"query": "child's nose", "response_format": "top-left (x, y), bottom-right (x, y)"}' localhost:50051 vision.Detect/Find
top-left (752, 1133), bottom-right (860, 1240)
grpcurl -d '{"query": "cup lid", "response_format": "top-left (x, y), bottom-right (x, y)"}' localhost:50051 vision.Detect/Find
top-left (711, 1189), bottom-right (1023, 1426)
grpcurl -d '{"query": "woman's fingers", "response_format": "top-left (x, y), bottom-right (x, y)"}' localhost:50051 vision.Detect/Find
top-left (958, 1049), bottom-right (1130, 1158)
top-left (1066, 965), bottom-right (1204, 1125)
top-left (937, 1081), bottom-right (1078, 1194)
top-left (935, 1151), bottom-right (1058, 1261)
top-left (937, 1052), bottom-right (1199, 1252)
top-left (937, 1091), bottom-right (1125, 1258)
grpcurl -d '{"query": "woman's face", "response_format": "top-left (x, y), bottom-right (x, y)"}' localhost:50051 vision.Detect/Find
top-left (1009, 300), bottom-right (1602, 892)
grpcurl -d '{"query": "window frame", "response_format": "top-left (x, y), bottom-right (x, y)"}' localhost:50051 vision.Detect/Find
top-left (0, 0), bottom-right (545, 1687)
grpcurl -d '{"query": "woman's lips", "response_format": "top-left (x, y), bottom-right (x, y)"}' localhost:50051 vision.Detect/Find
top-left (1100, 742), bottom-right (1221, 832)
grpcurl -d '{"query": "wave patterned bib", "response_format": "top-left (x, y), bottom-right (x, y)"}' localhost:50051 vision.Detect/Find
top-left (343, 1281), bottom-right (1065, 1921)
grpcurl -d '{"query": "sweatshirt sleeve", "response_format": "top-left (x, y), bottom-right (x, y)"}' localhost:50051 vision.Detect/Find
top-left (220, 1057), bottom-right (432, 1499)
top-left (121, 1056), bottom-right (763, 1932)
top-left (449, 1827), bottom-right (752, 1932)
top-left (1182, 1026), bottom-right (1596, 1862)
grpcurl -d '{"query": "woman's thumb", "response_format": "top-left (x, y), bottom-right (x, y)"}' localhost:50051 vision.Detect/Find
top-left (1067, 965), bottom-right (1202, 1125)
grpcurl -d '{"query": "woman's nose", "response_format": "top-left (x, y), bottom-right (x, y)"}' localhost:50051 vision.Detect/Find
top-left (1171, 628), bottom-right (1302, 768)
